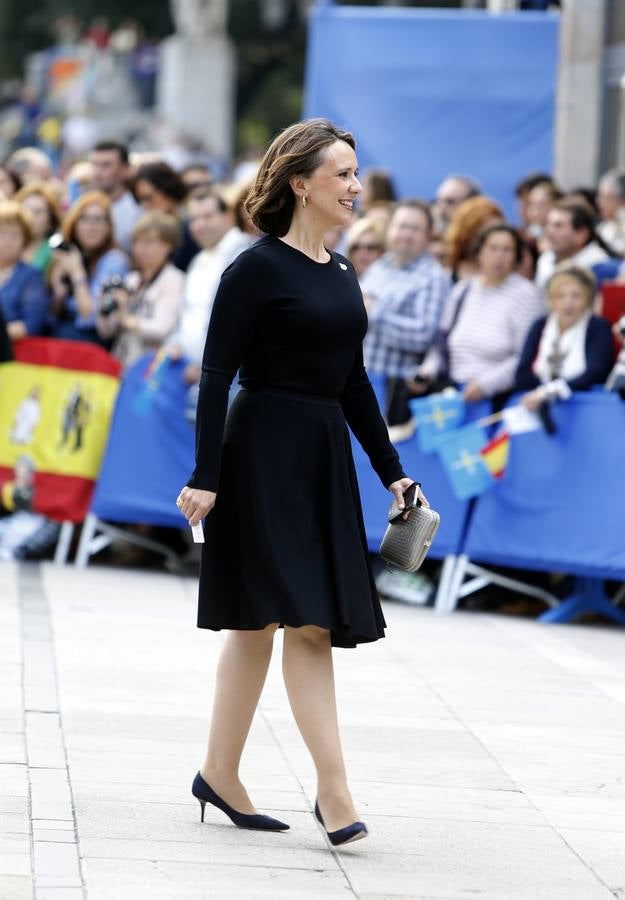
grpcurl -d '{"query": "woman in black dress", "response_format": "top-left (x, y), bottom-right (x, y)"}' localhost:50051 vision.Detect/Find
top-left (177, 119), bottom-right (427, 846)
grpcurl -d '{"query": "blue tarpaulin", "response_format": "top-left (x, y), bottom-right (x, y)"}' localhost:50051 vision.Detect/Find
top-left (304, 6), bottom-right (559, 219)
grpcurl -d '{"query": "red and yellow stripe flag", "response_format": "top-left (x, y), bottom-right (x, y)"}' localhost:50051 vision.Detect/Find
top-left (479, 430), bottom-right (510, 480)
top-left (0, 338), bottom-right (121, 521)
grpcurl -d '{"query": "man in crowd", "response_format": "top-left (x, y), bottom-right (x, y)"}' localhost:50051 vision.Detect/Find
top-left (514, 171), bottom-right (554, 228)
top-left (361, 199), bottom-right (450, 424)
top-left (89, 140), bottom-right (140, 252)
top-left (596, 169), bottom-right (625, 256)
top-left (432, 174), bottom-right (481, 234)
top-left (7, 147), bottom-right (52, 185)
top-left (180, 162), bottom-right (213, 194)
top-left (166, 188), bottom-right (252, 385)
top-left (535, 200), bottom-right (615, 290)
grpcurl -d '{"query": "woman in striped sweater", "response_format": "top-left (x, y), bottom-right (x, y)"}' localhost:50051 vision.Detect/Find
top-left (411, 224), bottom-right (544, 403)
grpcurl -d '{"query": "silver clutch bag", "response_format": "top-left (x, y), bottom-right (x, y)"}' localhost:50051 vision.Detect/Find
top-left (379, 500), bottom-right (441, 573)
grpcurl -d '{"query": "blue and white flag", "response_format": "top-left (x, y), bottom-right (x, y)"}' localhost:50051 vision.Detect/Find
top-left (437, 422), bottom-right (494, 500)
top-left (409, 393), bottom-right (466, 453)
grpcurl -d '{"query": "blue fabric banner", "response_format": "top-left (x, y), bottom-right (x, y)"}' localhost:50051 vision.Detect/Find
top-left (304, 6), bottom-right (558, 219)
top-left (91, 354), bottom-right (194, 527)
top-left (94, 364), bottom-right (625, 584)
top-left (465, 392), bottom-right (625, 579)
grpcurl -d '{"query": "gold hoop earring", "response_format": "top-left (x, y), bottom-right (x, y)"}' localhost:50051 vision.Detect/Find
top-left (302, 195), bottom-right (307, 209)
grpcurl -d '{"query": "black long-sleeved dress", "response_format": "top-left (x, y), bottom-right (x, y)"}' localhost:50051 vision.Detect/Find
top-left (187, 235), bottom-right (406, 648)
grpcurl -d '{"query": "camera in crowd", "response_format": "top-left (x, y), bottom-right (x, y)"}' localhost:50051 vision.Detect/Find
top-left (99, 275), bottom-right (127, 317)
top-left (48, 233), bottom-right (73, 253)
top-left (48, 233), bottom-right (75, 291)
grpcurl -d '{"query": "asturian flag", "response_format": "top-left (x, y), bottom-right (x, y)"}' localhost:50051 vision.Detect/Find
top-left (409, 392), bottom-right (466, 453)
top-left (437, 422), bottom-right (495, 499)
top-left (0, 338), bottom-right (121, 521)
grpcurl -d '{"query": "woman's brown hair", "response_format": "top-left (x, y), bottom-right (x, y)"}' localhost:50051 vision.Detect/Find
top-left (245, 118), bottom-right (355, 236)
top-left (62, 190), bottom-right (114, 268)
top-left (0, 201), bottom-right (32, 247)
top-left (15, 181), bottom-right (62, 234)
top-left (446, 196), bottom-right (504, 270)
top-left (472, 223), bottom-right (525, 267)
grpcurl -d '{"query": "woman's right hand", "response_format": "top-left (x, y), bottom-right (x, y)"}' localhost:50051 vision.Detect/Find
top-left (177, 486), bottom-right (216, 526)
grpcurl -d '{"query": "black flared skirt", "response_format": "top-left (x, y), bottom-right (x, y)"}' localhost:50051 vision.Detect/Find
top-left (197, 386), bottom-right (386, 648)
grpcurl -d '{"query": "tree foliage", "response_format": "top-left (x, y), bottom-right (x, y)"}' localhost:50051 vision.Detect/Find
top-left (0, 0), bottom-right (172, 79)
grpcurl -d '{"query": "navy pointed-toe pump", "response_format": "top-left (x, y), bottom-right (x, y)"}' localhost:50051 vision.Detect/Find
top-left (314, 800), bottom-right (368, 846)
top-left (192, 772), bottom-right (289, 831)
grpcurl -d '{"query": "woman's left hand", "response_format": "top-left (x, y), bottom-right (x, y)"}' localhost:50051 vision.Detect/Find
top-left (389, 477), bottom-right (430, 521)
top-left (463, 381), bottom-right (485, 402)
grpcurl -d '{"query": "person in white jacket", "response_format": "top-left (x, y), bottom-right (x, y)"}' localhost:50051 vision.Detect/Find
top-left (165, 189), bottom-right (253, 383)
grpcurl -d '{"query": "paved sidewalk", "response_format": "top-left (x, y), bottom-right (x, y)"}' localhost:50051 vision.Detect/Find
top-left (2, 560), bottom-right (625, 899)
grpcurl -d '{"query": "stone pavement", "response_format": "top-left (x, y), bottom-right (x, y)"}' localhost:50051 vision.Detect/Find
top-left (2, 560), bottom-right (625, 900)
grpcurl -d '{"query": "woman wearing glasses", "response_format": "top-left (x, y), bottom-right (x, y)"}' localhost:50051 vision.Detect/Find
top-left (49, 191), bottom-right (129, 344)
top-left (345, 216), bottom-right (386, 279)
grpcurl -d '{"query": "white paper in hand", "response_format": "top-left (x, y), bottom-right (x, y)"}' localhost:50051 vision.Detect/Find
top-left (191, 522), bottom-right (204, 543)
top-left (501, 405), bottom-right (542, 435)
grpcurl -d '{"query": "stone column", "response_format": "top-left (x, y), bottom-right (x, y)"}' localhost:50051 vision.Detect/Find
top-left (554, 0), bottom-right (608, 188)
top-left (157, 34), bottom-right (235, 160)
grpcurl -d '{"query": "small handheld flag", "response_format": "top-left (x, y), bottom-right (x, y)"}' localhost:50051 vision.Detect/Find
top-left (409, 393), bottom-right (466, 453)
top-left (479, 431), bottom-right (510, 480)
top-left (437, 422), bottom-right (494, 499)
top-left (133, 349), bottom-right (171, 415)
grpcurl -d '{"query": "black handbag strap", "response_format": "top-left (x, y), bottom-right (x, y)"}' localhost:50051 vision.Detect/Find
top-left (435, 281), bottom-right (471, 381)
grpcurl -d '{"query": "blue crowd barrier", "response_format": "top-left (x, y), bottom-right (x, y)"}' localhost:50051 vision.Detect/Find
top-left (465, 392), bottom-right (625, 580)
top-left (89, 359), bottom-right (625, 623)
top-left (91, 355), bottom-right (193, 528)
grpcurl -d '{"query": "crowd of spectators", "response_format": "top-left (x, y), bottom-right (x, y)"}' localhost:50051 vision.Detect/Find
top-left (0, 139), bottom-right (256, 380)
top-left (1, 137), bottom-right (625, 568)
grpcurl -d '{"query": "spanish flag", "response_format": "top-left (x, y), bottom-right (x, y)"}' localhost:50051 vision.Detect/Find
top-left (479, 430), bottom-right (510, 480)
top-left (0, 338), bottom-right (121, 521)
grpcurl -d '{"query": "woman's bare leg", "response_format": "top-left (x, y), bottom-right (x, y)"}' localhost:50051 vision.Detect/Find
top-left (201, 624), bottom-right (278, 814)
top-left (282, 625), bottom-right (358, 831)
